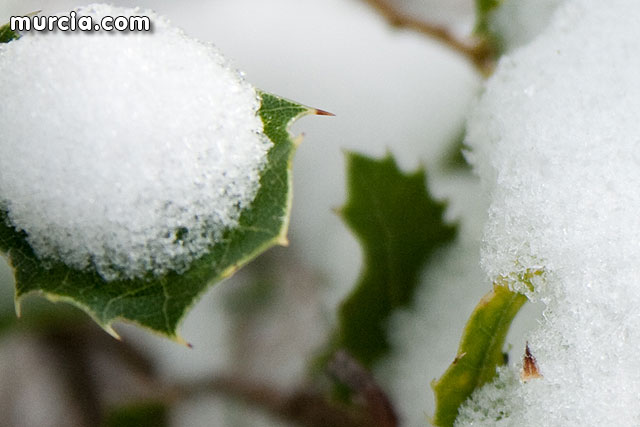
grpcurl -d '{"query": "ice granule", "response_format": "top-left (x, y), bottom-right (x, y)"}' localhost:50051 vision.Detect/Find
top-left (459, 0), bottom-right (640, 425)
top-left (0, 4), bottom-right (272, 280)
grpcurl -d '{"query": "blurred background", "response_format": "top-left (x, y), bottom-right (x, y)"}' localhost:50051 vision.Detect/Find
top-left (0, 1), bottom-right (559, 425)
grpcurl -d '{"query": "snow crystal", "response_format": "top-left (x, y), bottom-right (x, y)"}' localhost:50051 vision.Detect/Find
top-left (0, 4), bottom-right (272, 280)
top-left (459, 0), bottom-right (640, 425)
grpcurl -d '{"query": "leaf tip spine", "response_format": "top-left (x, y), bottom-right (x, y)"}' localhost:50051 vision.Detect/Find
top-left (104, 324), bottom-right (122, 341)
top-left (313, 108), bottom-right (335, 117)
top-left (174, 334), bottom-right (193, 348)
top-left (521, 342), bottom-right (542, 382)
top-left (276, 234), bottom-right (290, 246)
top-left (14, 297), bottom-right (22, 318)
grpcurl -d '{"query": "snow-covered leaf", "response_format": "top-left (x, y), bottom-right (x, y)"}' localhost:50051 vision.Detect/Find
top-left (0, 92), bottom-right (312, 341)
top-left (328, 153), bottom-right (456, 368)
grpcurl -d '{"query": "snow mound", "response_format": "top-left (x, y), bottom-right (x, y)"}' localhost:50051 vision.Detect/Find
top-left (0, 4), bottom-right (271, 280)
top-left (461, 0), bottom-right (640, 425)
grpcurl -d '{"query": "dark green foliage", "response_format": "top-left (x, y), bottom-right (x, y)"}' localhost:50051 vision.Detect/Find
top-left (0, 22), bottom-right (19, 44)
top-left (474, 0), bottom-right (506, 55)
top-left (331, 153), bottom-right (456, 368)
top-left (102, 402), bottom-right (167, 427)
top-left (0, 92), bottom-right (310, 340)
top-left (475, 0), bottom-right (503, 35)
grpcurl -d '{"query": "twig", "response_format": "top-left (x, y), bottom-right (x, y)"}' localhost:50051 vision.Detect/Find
top-left (43, 329), bottom-right (103, 427)
top-left (40, 321), bottom-right (160, 425)
top-left (26, 313), bottom-right (396, 427)
top-left (362, 0), bottom-right (495, 75)
top-left (327, 350), bottom-right (399, 427)
top-left (164, 351), bottom-right (399, 427)
top-left (167, 375), bottom-right (369, 427)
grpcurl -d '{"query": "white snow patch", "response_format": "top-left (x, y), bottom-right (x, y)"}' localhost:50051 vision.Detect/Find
top-left (489, 0), bottom-right (563, 52)
top-left (460, 0), bottom-right (640, 425)
top-left (0, 4), bottom-right (271, 280)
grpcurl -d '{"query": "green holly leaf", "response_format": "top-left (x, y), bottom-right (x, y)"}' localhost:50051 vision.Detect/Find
top-left (0, 22), bottom-right (19, 44)
top-left (103, 402), bottom-right (168, 427)
top-left (328, 153), bottom-right (456, 369)
top-left (431, 281), bottom-right (529, 427)
top-left (0, 92), bottom-right (314, 342)
top-left (473, 0), bottom-right (507, 61)
top-left (474, 0), bottom-right (504, 36)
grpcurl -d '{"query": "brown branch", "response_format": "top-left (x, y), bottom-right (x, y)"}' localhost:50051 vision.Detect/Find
top-left (362, 0), bottom-right (495, 75)
top-left (42, 329), bottom-right (103, 427)
top-left (25, 312), bottom-right (396, 427)
top-left (327, 350), bottom-right (399, 427)
top-left (167, 376), bottom-right (370, 427)
top-left (163, 351), bottom-right (399, 427)
top-left (39, 321), bottom-right (160, 425)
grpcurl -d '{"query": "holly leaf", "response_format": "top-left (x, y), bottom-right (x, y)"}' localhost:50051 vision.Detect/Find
top-left (474, 0), bottom-right (504, 37)
top-left (473, 0), bottom-right (507, 61)
top-left (328, 153), bottom-right (456, 369)
top-left (0, 22), bottom-right (19, 44)
top-left (431, 282), bottom-right (529, 427)
top-left (0, 92), bottom-right (315, 342)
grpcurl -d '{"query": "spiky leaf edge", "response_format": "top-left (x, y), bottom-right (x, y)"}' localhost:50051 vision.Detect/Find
top-left (0, 92), bottom-right (313, 343)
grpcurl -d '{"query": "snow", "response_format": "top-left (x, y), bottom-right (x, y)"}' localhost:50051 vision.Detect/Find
top-left (0, 4), bottom-right (271, 280)
top-left (489, 0), bottom-right (562, 51)
top-left (460, 0), bottom-right (640, 425)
